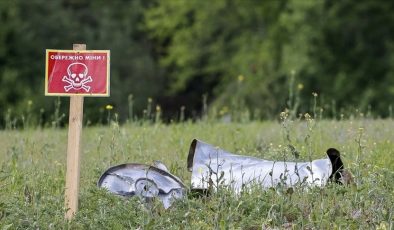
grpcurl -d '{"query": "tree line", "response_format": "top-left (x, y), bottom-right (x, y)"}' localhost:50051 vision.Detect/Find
top-left (1, 0), bottom-right (393, 127)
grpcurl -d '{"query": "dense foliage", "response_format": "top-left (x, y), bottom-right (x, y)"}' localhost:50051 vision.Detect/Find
top-left (1, 0), bottom-right (393, 127)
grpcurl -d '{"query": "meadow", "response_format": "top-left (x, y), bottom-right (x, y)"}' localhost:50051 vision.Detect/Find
top-left (0, 115), bottom-right (393, 229)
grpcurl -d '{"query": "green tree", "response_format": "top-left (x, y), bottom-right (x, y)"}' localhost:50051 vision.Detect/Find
top-left (146, 0), bottom-right (394, 118)
top-left (0, 0), bottom-right (163, 127)
top-left (304, 0), bottom-right (394, 116)
top-left (145, 0), bottom-right (318, 119)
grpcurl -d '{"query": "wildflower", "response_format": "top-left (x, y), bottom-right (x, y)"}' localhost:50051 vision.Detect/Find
top-left (105, 105), bottom-right (113, 110)
top-left (27, 100), bottom-right (33, 106)
top-left (312, 92), bottom-right (318, 97)
top-left (219, 106), bottom-right (229, 116)
top-left (156, 105), bottom-right (161, 112)
top-left (238, 75), bottom-right (244, 82)
top-left (297, 83), bottom-right (304, 90)
top-left (148, 97), bottom-right (153, 103)
top-left (377, 221), bottom-right (388, 230)
top-left (280, 111), bottom-right (288, 120)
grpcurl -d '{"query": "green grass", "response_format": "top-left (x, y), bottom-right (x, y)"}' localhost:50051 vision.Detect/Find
top-left (0, 119), bottom-right (393, 229)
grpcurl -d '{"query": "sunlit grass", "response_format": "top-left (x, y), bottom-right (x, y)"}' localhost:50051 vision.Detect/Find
top-left (0, 118), bottom-right (393, 228)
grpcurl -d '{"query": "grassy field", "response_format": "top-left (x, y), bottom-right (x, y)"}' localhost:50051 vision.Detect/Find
top-left (0, 118), bottom-right (393, 229)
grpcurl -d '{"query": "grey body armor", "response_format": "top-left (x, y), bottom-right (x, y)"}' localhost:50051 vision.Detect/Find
top-left (98, 139), bottom-right (345, 208)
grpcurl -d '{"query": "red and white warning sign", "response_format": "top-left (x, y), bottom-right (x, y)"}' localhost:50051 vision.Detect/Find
top-left (45, 50), bottom-right (110, 96)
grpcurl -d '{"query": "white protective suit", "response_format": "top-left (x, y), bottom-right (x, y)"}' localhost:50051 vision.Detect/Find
top-left (187, 139), bottom-right (344, 192)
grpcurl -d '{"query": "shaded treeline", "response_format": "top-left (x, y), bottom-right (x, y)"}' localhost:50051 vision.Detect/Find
top-left (0, 0), bottom-right (393, 127)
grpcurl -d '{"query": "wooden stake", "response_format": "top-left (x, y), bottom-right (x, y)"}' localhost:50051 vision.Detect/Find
top-left (65, 44), bottom-right (86, 220)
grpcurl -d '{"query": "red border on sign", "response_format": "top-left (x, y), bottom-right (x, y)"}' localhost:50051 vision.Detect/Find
top-left (45, 49), bottom-right (110, 97)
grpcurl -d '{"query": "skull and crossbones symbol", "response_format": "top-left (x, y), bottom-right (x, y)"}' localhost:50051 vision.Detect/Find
top-left (62, 63), bottom-right (93, 92)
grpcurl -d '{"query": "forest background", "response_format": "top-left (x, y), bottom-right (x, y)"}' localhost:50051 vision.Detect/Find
top-left (1, 0), bottom-right (393, 127)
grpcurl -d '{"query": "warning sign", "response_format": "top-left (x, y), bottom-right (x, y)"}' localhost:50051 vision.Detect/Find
top-left (45, 50), bottom-right (110, 96)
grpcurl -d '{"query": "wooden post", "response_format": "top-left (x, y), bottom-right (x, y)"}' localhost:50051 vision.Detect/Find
top-left (65, 44), bottom-right (85, 220)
